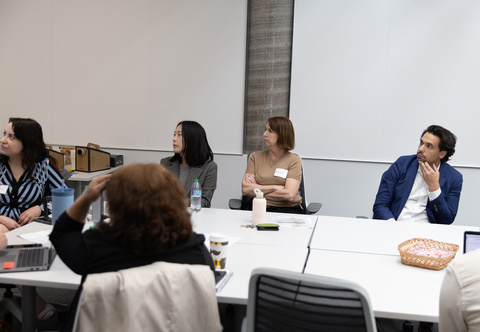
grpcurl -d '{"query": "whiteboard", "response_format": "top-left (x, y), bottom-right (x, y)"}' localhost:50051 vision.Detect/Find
top-left (290, 0), bottom-right (480, 166)
top-left (0, 0), bottom-right (247, 155)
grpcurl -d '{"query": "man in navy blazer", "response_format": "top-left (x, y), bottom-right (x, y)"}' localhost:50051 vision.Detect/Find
top-left (373, 125), bottom-right (462, 225)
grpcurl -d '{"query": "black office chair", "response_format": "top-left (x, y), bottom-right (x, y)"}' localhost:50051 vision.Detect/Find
top-left (243, 267), bottom-right (377, 332)
top-left (229, 158), bottom-right (322, 214)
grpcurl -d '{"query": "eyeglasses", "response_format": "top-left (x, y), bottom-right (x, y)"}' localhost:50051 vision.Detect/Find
top-left (2, 131), bottom-right (16, 141)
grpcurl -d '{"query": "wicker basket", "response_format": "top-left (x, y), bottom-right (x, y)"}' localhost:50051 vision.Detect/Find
top-left (398, 238), bottom-right (459, 270)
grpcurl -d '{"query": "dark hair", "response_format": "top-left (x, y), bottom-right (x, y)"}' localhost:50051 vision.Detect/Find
top-left (267, 117), bottom-right (295, 151)
top-left (171, 121), bottom-right (214, 167)
top-left (0, 118), bottom-right (48, 174)
top-left (96, 163), bottom-right (193, 253)
top-left (422, 125), bottom-right (457, 162)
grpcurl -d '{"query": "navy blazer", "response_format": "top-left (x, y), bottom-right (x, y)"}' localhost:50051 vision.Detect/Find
top-left (373, 155), bottom-right (463, 224)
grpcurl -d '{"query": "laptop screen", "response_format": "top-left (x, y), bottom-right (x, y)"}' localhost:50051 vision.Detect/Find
top-left (464, 231), bottom-right (480, 254)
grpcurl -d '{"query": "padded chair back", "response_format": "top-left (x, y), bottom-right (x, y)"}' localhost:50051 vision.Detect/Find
top-left (245, 267), bottom-right (377, 332)
top-left (72, 262), bottom-right (221, 332)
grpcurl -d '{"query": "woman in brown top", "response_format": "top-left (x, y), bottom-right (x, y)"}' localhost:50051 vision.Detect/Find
top-left (242, 117), bottom-right (303, 214)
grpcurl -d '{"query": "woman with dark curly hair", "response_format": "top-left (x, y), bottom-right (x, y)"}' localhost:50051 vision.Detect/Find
top-left (50, 163), bottom-right (214, 330)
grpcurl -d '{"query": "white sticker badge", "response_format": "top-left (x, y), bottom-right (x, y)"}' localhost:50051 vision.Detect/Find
top-left (0, 185), bottom-right (8, 195)
top-left (274, 168), bottom-right (288, 179)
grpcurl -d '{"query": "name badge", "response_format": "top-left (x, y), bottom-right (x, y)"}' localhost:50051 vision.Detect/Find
top-left (0, 185), bottom-right (8, 195)
top-left (274, 168), bottom-right (288, 179)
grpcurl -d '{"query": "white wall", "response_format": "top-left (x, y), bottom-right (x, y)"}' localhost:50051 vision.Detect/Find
top-left (0, 0), bottom-right (247, 155)
top-left (287, 0), bottom-right (480, 227)
top-left (291, 0), bottom-right (480, 167)
top-left (302, 159), bottom-right (480, 227)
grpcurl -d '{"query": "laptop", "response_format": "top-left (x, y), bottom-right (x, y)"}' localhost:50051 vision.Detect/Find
top-left (0, 244), bottom-right (56, 273)
top-left (463, 231), bottom-right (480, 254)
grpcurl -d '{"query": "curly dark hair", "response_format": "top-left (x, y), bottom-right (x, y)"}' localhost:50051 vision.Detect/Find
top-left (0, 118), bottom-right (48, 174)
top-left (422, 125), bottom-right (457, 162)
top-left (96, 163), bottom-right (193, 253)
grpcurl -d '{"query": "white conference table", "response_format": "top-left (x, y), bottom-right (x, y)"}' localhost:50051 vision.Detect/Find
top-left (192, 208), bottom-right (316, 303)
top-left (3, 210), bottom-right (477, 329)
top-left (216, 244), bottom-right (308, 305)
top-left (2, 222), bottom-right (81, 332)
top-left (2, 209), bottom-right (315, 331)
top-left (307, 215), bottom-right (479, 323)
top-left (191, 208), bottom-right (317, 248)
top-left (311, 215), bottom-right (479, 255)
top-left (305, 250), bottom-right (446, 322)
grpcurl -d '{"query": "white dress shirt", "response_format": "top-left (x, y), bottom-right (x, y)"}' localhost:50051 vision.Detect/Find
top-left (396, 165), bottom-right (441, 223)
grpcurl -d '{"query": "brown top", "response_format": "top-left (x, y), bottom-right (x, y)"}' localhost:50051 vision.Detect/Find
top-left (246, 150), bottom-right (302, 207)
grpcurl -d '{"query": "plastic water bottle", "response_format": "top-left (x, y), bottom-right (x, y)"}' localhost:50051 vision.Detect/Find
top-left (190, 179), bottom-right (202, 212)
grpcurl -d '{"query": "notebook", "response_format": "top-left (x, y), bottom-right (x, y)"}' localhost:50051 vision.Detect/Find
top-left (0, 245), bottom-right (56, 273)
top-left (463, 231), bottom-right (480, 254)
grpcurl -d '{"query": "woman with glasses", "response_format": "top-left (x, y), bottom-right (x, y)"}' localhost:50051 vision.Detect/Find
top-left (0, 117), bottom-right (64, 232)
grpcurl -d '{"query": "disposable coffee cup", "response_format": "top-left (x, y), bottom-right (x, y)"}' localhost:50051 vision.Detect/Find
top-left (209, 233), bottom-right (229, 269)
top-left (51, 188), bottom-right (74, 225)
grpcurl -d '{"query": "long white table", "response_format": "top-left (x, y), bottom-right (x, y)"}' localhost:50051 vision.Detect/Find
top-left (3, 222), bottom-right (80, 332)
top-left (192, 208), bottom-right (317, 248)
top-left (193, 209), bottom-right (316, 303)
top-left (307, 215), bottom-right (479, 323)
top-left (3, 209), bottom-right (315, 331)
top-left (3, 210), bottom-right (477, 330)
top-left (305, 250), bottom-right (445, 322)
top-left (216, 244), bottom-right (308, 305)
top-left (311, 215), bottom-right (479, 255)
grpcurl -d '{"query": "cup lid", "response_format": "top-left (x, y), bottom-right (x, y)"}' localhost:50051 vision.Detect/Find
top-left (51, 188), bottom-right (74, 196)
top-left (209, 233), bottom-right (229, 242)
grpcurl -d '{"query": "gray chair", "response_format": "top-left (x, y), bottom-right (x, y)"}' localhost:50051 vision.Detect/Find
top-left (229, 158), bottom-right (322, 214)
top-left (243, 267), bottom-right (377, 332)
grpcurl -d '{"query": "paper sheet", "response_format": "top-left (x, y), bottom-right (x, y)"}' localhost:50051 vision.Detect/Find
top-left (18, 231), bottom-right (51, 244)
top-left (270, 216), bottom-right (314, 228)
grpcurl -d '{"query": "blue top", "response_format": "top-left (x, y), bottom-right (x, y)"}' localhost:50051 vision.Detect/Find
top-left (0, 158), bottom-right (64, 221)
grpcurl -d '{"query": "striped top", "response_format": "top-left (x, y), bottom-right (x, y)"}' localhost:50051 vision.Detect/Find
top-left (0, 158), bottom-right (63, 221)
